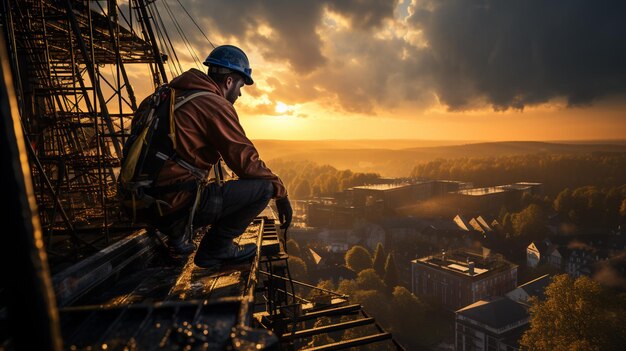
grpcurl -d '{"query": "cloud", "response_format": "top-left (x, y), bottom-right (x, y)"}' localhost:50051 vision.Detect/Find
top-left (326, 0), bottom-right (400, 30)
top-left (409, 0), bottom-right (626, 111)
top-left (165, 0), bottom-right (626, 115)
top-left (183, 1), bottom-right (326, 74)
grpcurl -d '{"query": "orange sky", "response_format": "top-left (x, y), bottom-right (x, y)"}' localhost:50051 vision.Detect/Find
top-left (124, 0), bottom-right (626, 142)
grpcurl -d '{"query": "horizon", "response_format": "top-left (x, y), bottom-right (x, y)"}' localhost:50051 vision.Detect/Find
top-left (253, 137), bottom-right (626, 142)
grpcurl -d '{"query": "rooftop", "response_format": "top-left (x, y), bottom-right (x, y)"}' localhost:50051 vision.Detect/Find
top-left (455, 182), bottom-right (542, 196)
top-left (412, 249), bottom-right (517, 279)
top-left (516, 274), bottom-right (552, 300)
top-left (456, 297), bottom-right (529, 329)
top-left (352, 183), bottom-right (413, 191)
top-left (456, 185), bottom-right (510, 196)
top-left (512, 182), bottom-right (542, 187)
top-left (415, 256), bottom-right (489, 277)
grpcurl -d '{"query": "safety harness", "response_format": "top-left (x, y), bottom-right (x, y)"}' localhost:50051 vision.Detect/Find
top-left (118, 84), bottom-right (222, 241)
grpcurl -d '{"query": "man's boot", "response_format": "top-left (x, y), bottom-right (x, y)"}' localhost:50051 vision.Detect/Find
top-left (194, 242), bottom-right (257, 268)
top-left (169, 236), bottom-right (196, 255)
top-left (166, 220), bottom-right (196, 255)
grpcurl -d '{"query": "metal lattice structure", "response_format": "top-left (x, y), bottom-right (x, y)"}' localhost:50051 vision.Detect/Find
top-left (1, 3), bottom-right (407, 350)
top-left (1, 0), bottom-right (167, 260)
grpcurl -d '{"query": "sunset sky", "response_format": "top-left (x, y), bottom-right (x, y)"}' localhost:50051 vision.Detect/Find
top-left (130, 0), bottom-right (626, 141)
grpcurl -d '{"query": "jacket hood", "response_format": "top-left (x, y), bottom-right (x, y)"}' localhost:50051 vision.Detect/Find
top-left (169, 68), bottom-right (223, 97)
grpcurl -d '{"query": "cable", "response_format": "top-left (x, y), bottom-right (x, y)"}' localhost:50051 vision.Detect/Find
top-left (160, 0), bottom-right (203, 69)
top-left (149, 0), bottom-right (182, 76)
top-left (174, 0), bottom-right (216, 49)
top-left (145, 1), bottom-right (178, 77)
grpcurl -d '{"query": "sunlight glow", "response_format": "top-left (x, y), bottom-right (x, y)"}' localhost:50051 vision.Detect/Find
top-left (275, 102), bottom-right (294, 115)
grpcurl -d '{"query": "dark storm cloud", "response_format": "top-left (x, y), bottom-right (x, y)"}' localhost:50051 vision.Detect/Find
top-left (409, 0), bottom-right (626, 110)
top-left (179, 1), bottom-right (326, 73)
top-left (168, 0), bottom-right (626, 113)
top-left (179, 0), bottom-right (398, 74)
top-left (326, 0), bottom-right (400, 30)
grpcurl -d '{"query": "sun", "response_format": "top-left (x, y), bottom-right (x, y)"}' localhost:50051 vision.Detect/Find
top-left (275, 102), bottom-right (289, 114)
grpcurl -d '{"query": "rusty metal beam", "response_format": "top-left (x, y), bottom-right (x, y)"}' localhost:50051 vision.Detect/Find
top-left (281, 317), bottom-right (375, 340)
top-left (303, 332), bottom-right (392, 351)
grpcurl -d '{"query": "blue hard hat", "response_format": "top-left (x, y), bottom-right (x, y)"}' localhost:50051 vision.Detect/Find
top-left (203, 45), bottom-right (254, 85)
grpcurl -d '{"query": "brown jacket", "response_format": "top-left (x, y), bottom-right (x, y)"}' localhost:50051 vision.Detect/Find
top-left (146, 68), bottom-right (287, 213)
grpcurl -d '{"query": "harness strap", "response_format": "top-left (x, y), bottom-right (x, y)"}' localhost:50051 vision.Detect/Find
top-left (155, 151), bottom-right (209, 181)
top-left (169, 89), bottom-right (177, 148)
top-left (174, 91), bottom-right (213, 109)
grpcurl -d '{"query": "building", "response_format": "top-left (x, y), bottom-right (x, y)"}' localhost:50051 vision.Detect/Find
top-left (447, 182), bottom-right (544, 215)
top-left (526, 239), bottom-right (554, 268)
top-left (456, 297), bottom-right (529, 351)
top-left (505, 274), bottom-right (552, 305)
top-left (411, 249), bottom-right (518, 310)
top-left (350, 181), bottom-right (431, 213)
top-left (565, 246), bottom-right (606, 278)
top-left (350, 180), bottom-right (468, 214)
top-left (306, 201), bottom-right (362, 228)
top-left (527, 240), bottom-right (548, 268)
top-left (545, 246), bottom-right (566, 269)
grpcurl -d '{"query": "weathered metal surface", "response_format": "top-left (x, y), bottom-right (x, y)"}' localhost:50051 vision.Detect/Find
top-left (50, 217), bottom-right (278, 350)
top-left (60, 300), bottom-right (245, 350)
top-left (52, 229), bottom-right (158, 307)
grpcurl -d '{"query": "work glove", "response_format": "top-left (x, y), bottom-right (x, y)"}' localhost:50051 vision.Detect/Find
top-left (276, 196), bottom-right (293, 229)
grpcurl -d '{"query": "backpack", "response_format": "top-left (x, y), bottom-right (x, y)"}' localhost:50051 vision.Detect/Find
top-left (117, 83), bottom-right (214, 222)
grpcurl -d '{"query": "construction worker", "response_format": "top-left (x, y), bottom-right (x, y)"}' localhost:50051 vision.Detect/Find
top-left (145, 44), bottom-right (292, 268)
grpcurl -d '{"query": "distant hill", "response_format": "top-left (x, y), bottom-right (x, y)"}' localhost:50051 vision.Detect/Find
top-left (255, 140), bottom-right (626, 177)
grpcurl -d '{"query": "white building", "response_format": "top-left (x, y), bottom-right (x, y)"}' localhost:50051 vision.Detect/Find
top-left (456, 297), bottom-right (529, 351)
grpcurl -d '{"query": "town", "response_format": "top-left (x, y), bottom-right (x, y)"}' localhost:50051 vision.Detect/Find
top-left (279, 173), bottom-right (626, 350)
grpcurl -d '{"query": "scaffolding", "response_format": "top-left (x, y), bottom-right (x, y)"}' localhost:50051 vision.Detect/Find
top-left (1, 3), bottom-right (407, 349)
top-left (1, 0), bottom-right (167, 260)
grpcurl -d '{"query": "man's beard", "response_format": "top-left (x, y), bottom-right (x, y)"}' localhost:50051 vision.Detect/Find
top-left (226, 89), bottom-right (238, 104)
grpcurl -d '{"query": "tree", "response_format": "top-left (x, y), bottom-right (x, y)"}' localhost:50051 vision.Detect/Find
top-left (350, 289), bottom-right (391, 331)
top-left (372, 243), bottom-right (386, 277)
top-left (293, 179), bottom-right (312, 199)
top-left (344, 245), bottom-right (372, 273)
top-left (511, 204), bottom-right (547, 240)
top-left (337, 278), bottom-right (357, 296)
top-left (383, 253), bottom-right (399, 289)
top-left (498, 206), bottom-right (509, 224)
top-left (324, 174), bottom-right (339, 195)
top-left (309, 280), bottom-right (336, 300)
top-left (502, 212), bottom-right (513, 235)
top-left (288, 256), bottom-right (308, 282)
top-left (306, 317), bottom-right (335, 348)
top-left (356, 269), bottom-right (386, 293)
top-left (390, 286), bottom-right (433, 349)
top-left (521, 274), bottom-right (626, 351)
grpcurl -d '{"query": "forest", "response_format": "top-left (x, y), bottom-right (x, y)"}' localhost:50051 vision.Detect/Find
top-left (266, 159), bottom-right (381, 199)
top-left (266, 153), bottom-right (626, 234)
top-left (410, 152), bottom-right (626, 195)
top-left (258, 140), bottom-right (626, 177)
top-left (267, 152), bottom-right (626, 200)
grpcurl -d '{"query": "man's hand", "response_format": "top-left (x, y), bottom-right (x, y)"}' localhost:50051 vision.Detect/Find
top-left (276, 197), bottom-right (293, 229)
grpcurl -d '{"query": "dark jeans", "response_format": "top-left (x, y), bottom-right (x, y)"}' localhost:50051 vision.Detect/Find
top-left (193, 178), bottom-right (273, 254)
